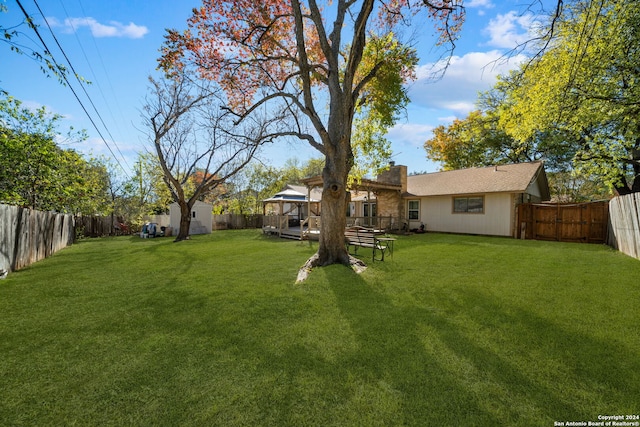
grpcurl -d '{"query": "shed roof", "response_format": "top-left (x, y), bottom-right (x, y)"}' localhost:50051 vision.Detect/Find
top-left (406, 162), bottom-right (550, 198)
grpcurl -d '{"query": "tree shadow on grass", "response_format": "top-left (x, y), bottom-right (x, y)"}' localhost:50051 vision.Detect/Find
top-left (326, 274), bottom-right (639, 426)
top-left (26, 253), bottom-right (635, 427)
top-left (438, 287), bottom-right (640, 413)
top-left (326, 273), bottom-right (501, 426)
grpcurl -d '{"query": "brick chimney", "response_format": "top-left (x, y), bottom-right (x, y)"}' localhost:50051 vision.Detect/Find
top-left (377, 162), bottom-right (407, 193)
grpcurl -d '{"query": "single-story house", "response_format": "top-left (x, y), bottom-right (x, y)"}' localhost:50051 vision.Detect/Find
top-left (274, 161), bottom-right (549, 238)
top-left (169, 200), bottom-right (213, 235)
top-left (404, 162), bottom-right (550, 237)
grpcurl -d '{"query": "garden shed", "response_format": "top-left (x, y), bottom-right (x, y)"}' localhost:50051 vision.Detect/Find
top-left (169, 200), bottom-right (213, 235)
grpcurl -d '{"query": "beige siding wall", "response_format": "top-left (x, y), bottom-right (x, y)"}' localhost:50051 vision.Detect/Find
top-left (417, 193), bottom-right (515, 236)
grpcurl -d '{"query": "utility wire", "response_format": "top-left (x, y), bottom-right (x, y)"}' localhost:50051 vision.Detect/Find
top-left (60, 0), bottom-right (130, 152)
top-left (14, 0), bottom-right (131, 178)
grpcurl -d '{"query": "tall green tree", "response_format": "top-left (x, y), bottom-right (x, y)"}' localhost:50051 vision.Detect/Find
top-left (57, 152), bottom-right (111, 215)
top-left (127, 152), bottom-right (174, 215)
top-left (0, 95), bottom-right (109, 213)
top-left (351, 33), bottom-right (418, 180)
top-left (546, 170), bottom-right (611, 202)
top-left (424, 110), bottom-right (521, 170)
top-left (500, 0), bottom-right (640, 194)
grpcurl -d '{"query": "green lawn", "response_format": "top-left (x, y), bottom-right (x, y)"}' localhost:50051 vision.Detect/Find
top-left (1, 230), bottom-right (638, 426)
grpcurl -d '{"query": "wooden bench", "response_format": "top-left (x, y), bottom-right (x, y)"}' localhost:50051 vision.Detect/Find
top-left (344, 226), bottom-right (391, 261)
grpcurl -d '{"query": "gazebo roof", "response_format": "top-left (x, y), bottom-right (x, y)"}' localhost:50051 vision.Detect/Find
top-left (263, 186), bottom-right (320, 203)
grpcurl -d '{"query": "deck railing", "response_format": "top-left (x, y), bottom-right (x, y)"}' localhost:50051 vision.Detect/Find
top-left (346, 216), bottom-right (400, 231)
top-left (263, 214), bottom-right (401, 238)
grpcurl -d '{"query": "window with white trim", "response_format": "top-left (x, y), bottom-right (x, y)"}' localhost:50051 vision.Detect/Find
top-left (453, 196), bottom-right (484, 213)
top-left (408, 200), bottom-right (420, 220)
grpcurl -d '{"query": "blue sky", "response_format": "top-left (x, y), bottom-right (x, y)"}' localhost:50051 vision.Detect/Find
top-left (1, 0), bottom-right (552, 177)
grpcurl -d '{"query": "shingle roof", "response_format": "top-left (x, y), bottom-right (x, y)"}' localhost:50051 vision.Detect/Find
top-left (406, 162), bottom-right (547, 197)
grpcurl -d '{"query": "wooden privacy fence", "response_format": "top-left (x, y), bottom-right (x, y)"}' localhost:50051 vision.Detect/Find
top-left (517, 201), bottom-right (609, 244)
top-left (212, 214), bottom-right (263, 230)
top-left (608, 193), bottom-right (640, 260)
top-left (0, 204), bottom-right (75, 273)
top-left (76, 215), bottom-right (117, 237)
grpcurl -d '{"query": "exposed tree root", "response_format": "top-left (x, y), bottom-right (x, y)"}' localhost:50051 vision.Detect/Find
top-left (295, 266), bottom-right (312, 283)
top-left (296, 253), bottom-right (367, 283)
top-left (349, 255), bottom-right (367, 274)
top-left (296, 254), bottom-right (319, 283)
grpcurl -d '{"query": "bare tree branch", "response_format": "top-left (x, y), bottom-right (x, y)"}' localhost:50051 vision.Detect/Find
top-left (143, 75), bottom-right (270, 240)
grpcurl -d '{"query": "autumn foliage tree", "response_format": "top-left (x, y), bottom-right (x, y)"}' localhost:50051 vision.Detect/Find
top-left (159, 0), bottom-right (464, 274)
top-left (424, 110), bottom-right (520, 170)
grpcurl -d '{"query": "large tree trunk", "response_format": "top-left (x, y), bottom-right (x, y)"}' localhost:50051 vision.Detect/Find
top-left (174, 200), bottom-right (192, 241)
top-left (316, 162), bottom-right (351, 266)
top-left (297, 117), bottom-right (366, 281)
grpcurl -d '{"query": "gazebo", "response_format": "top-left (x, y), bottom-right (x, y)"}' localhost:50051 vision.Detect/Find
top-left (262, 185), bottom-right (321, 239)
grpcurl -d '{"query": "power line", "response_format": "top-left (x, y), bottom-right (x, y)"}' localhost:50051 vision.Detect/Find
top-left (60, 0), bottom-right (131, 153)
top-left (14, 0), bottom-right (131, 178)
top-left (30, 0), bottom-right (131, 172)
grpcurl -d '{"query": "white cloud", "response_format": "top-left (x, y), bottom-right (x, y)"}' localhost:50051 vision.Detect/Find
top-left (466, 0), bottom-right (495, 9)
top-left (409, 50), bottom-right (526, 116)
top-left (20, 99), bottom-right (47, 112)
top-left (484, 11), bottom-right (537, 49)
top-left (75, 136), bottom-right (141, 168)
top-left (465, 0), bottom-right (494, 16)
top-left (467, 0), bottom-right (493, 6)
top-left (406, 9), bottom-right (546, 116)
top-left (437, 115), bottom-right (459, 124)
top-left (387, 123), bottom-right (434, 149)
top-left (17, 100), bottom-right (75, 121)
top-left (50, 16), bottom-right (149, 39)
top-left (384, 122), bottom-right (437, 172)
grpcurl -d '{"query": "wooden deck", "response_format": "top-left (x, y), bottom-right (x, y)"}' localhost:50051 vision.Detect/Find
top-left (262, 216), bottom-right (321, 241)
top-left (263, 225), bottom-right (320, 241)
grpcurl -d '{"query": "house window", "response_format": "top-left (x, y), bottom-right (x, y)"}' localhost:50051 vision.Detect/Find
top-left (408, 200), bottom-right (420, 220)
top-left (453, 196), bottom-right (484, 213)
top-left (363, 202), bottom-right (376, 217)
